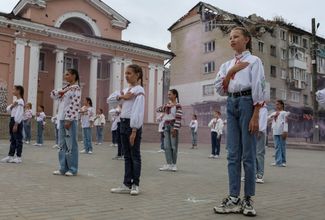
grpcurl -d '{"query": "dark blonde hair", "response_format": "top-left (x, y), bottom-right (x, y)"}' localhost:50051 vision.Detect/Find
top-left (231, 26), bottom-right (252, 52)
top-left (127, 64), bottom-right (143, 87)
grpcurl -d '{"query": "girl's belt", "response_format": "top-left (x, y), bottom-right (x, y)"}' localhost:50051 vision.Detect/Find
top-left (228, 89), bottom-right (252, 98)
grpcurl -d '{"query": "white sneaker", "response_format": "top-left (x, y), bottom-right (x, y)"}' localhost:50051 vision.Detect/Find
top-left (111, 184), bottom-right (131, 194)
top-left (88, 151), bottom-right (93, 154)
top-left (13, 157), bottom-right (22, 164)
top-left (209, 154), bottom-right (215, 158)
top-left (214, 155), bottom-right (219, 159)
top-left (256, 178), bottom-right (264, 184)
top-left (158, 149), bottom-right (165, 153)
top-left (52, 144), bottom-right (58, 149)
top-left (171, 164), bottom-right (178, 172)
top-left (65, 171), bottom-right (75, 176)
top-left (25, 141), bottom-right (30, 144)
top-left (241, 176), bottom-right (245, 182)
top-left (1, 156), bottom-right (13, 163)
top-left (159, 164), bottom-right (171, 171)
top-left (53, 170), bottom-right (64, 175)
top-left (33, 143), bottom-right (40, 146)
top-left (80, 149), bottom-right (86, 154)
top-left (98, 143), bottom-right (102, 145)
top-left (282, 163), bottom-right (287, 167)
top-left (130, 184), bottom-right (140, 196)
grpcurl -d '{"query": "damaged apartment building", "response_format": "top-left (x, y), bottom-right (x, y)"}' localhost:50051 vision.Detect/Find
top-left (168, 1), bottom-right (325, 137)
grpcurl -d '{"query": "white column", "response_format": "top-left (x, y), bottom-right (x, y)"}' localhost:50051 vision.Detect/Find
top-left (14, 38), bottom-right (28, 85)
top-left (89, 52), bottom-right (100, 110)
top-left (147, 64), bottom-right (156, 123)
top-left (27, 40), bottom-right (42, 114)
top-left (123, 58), bottom-right (132, 88)
top-left (156, 65), bottom-right (164, 109)
top-left (53, 47), bottom-right (66, 115)
top-left (109, 57), bottom-right (123, 94)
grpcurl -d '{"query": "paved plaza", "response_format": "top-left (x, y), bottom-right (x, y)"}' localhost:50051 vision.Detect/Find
top-left (0, 140), bottom-right (324, 220)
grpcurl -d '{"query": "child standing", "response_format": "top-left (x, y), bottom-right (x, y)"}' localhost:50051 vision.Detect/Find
top-left (23, 102), bottom-right (33, 144)
top-left (214, 27), bottom-right (266, 216)
top-left (80, 97), bottom-right (95, 154)
top-left (189, 114), bottom-right (198, 149)
top-left (109, 106), bottom-right (123, 160)
top-left (51, 68), bottom-right (81, 176)
top-left (51, 115), bottom-right (59, 149)
top-left (110, 110), bottom-right (119, 147)
top-left (110, 64), bottom-right (145, 195)
top-left (1, 85), bottom-right (25, 163)
top-left (158, 89), bottom-right (183, 172)
top-left (256, 104), bottom-right (268, 183)
top-left (94, 108), bottom-right (106, 145)
top-left (208, 111), bottom-right (224, 159)
top-left (34, 105), bottom-right (46, 146)
top-left (156, 113), bottom-right (165, 153)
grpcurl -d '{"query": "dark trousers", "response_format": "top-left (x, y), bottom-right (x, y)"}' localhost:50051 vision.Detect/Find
top-left (211, 131), bottom-right (221, 155)
top-left (112, 130), bottom-right (117, 144)
top-left (120, 118), bottom-right (142, 187)
top-left (9, 117), bottom-right (23, 157)
top-left (160, 132), bottom-right (165, 150)
top-left (116, 122), bottom-right (123, 156)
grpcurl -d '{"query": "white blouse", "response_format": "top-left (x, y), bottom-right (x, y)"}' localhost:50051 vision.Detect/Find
top-left (208, 118), bottom-right (224, 134)
top-left (268, 111), bottom-right (290, 135)
top-left (80, 106), bottom-right (95, 128)
top-left (189, 120), bottom-right (198, 133)
top-left (6, 98), bottom-right (24, 124)
top-left (215, 51), bottom-right (266, 105)
top-left (50, 84), bottom-right (81, 121)
top-left (36, 112), bottom-right (46, 122)
top-left (94, 114), bottom-right (106, 126)
top-left (316, 88), bottom-right (325, 107)
top-left (259, 106), bottom-right (268, 133)
top-left (108, 85), bottom-right (145, 129)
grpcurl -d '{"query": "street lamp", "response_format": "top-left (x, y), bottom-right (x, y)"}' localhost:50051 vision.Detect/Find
top-left (311, 18), bottom-right (320, 143)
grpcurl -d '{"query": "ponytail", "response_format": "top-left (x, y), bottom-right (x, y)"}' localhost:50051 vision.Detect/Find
top-left (169, 89), bottom-right (180, 103)
top-left (127, 64), bottom-right (143, 87)
top-left (231, 26), bottom-right (252, 52)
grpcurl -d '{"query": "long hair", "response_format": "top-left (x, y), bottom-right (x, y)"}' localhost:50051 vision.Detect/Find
top-left (14, 85), bottom-right (24, 100)
top-left (86, 97), bottom-right (93, 107)
top-left (169, 89), bottom-right (179, 103)
top-left (276, 100), bottom-right (285, 110)
top-left (67, 68), bottom-right (80, 85)
top-left (231, 26), bottom-right (252, 52)
top-left (127, 64), bottom-right (143, 87)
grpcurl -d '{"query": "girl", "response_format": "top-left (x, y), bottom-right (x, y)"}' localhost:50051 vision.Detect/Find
top-left (110, 64), bottom-right (145, 196)
top-left (189, 114), bottom-right (198, 149)
top-left (109, 106), bottom-right (123, 160)
top-left (80, 97), bottom-right (95, 154)
top-left (51, 114), bottom-right (59, 149)
top-left (94, 108), bottom-right (106, 145)
top-left (1, 85), bottom-right (25, 163)
top-left (51, 68), bottom-right (81, 176)
top-left (208, 111), bottom-right (224, 159)
top-left (110, 109), bottom-right (119, 147)
top-left (158, 89), bottom-right (183, 172)
top-left (156, 113), bottom-right (165, 153)
top-left (214, 27), bottom-right (266, 216)
top-left (34, 105), bottom-right (46, 146)
top-left (23, 102), bottom-right (33, 144)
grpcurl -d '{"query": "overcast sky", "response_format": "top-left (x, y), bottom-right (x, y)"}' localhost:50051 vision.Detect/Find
top-left (1, 0), bottom-right (324, 50)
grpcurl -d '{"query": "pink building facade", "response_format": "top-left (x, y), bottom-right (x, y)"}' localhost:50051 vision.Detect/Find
top-left (0, 0), bottom-right (172, 123)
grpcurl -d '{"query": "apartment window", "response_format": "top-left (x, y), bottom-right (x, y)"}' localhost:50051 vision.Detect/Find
top-left (280, 30), bottom-right (287, 40)
top-left (204, 40), bottom-right (215, 53)
top-left (281, 48), bottom-right (287, 60)
top-left (258, 42), bottom-right (264, 53)
top-left (292, 34), bottom-right (299, 44)
top-left (270, 45), bottom-right (276, 57)
top-left (203, 61), bottom-right (215, 74)
top-left (270, 88), bottom-right (276, 100)
top-left (281, 69), bottom-right (287, 79)
top-left (39, 52), bottom-right (46, 71)
top-left (280, 89), bottom-right (287, 100)
top-left (304, 95), bottom-right (308, 105)
top-left (64, 56), bottom-right (79, 72)
top-left (290, 91), bottom-right (300, 102)
top-left (270, 65), bottom-right (277, 77)
top-left (205, 20), bottom-right (217, 32)
top-left (203, 84), bottom-right (215, 96)
top-left (292, 68), bottom-right (307, 81)
top-left (302, 38), bottom-right (308, 49)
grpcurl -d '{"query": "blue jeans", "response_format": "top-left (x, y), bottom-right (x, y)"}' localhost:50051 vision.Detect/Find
top-left (273, 135), bottom-right (286, 165)
top-left (256, 131), bottom-right (266, 178)
top-left (58, 120), bottom-right (79, 175)
top-left (23, 120), bottom-right (31, 142)
top-left (54, 124), bottom-right (59, 145)
top-left (96, 126), bottom-right (104, 143)
top-left (191, 128), bottom-right (197, 146)
top-left (164, 124), bottom-right (179, 165)
top-left (120, 118), bottom-right (142, 187)
top-left (211, 132), bottom-right (221, 155)
top-left (160, 132), bottom-right (165, 150)
top-left (227, 96), bottom-right (256, 197)
top-left (83, 127), bottom-right (92, 152)
top-left (37, 121), bottom-right (44, 144)
top-left (9, 118), bottom-right (23, 157)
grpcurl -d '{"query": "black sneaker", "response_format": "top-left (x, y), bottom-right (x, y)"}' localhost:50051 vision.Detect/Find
top-left (242, 197), bottom-right (256, 216)
top-left (213, 196), bottom-right (242, 214)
